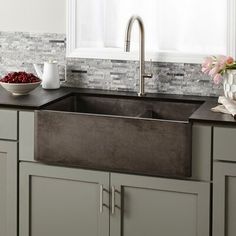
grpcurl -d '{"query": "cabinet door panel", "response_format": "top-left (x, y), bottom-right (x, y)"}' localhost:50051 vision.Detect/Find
top-left (191, 125), bottom-right (212, 181)
top-left (0, 141), bottom-right (17, 236)
top-left (0, 110), bottom-right (17, 140)
top-left (213, 162), bottom-right (236, 236)
top-left (213, 127), bottom-right (236, 162)
top-left (19, 111), bottom-right (35, 161)
top-left (111, 173), bottom-right (210, 236)
top-left (20, 163), bottom-right (109, 236)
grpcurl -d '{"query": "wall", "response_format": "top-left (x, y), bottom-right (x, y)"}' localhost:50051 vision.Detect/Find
top-left (0, 31), bottom-right (222, 97)
top-left (0, 0), bottom-right (66, 33)
top-left (0, 0), bottom-right (225, 97)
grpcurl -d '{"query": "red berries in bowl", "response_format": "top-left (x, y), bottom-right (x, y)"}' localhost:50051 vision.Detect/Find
top-left (0, 71), bottom-right (41, 84)
top-left (0, 71), bottom-right (41, 95)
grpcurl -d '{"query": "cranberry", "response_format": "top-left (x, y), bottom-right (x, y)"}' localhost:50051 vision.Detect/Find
top-left (0, 71), bottom-right (41, 84)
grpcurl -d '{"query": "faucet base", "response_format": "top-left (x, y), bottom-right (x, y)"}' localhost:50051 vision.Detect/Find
top-left (138, 92), bottom-right (146, 97)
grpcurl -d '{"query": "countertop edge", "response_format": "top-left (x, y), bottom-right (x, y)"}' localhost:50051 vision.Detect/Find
top-left (0, 86), bottom-right (235, 125)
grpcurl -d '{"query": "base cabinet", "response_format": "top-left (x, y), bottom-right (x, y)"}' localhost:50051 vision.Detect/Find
top-left (110, 173), bottom-right (210, 236)
top-left (213, 162), bottom-right (236, 236)
top-left (20, 162), bottom-right (210, 236)
top-left (20, 163), bottom-right (110, 236)
top-left (0, 141), bottom-right (17, 236)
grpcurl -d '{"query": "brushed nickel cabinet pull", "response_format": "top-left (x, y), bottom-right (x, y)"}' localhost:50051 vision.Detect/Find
top-left (100, 185), bottom-right (104, 213)
top-left (100, 185), bottom-right (109, 213)
top-left (111, 186), bottom-right (121, 215)
top-left (111, 186), bottom-right (116, 214)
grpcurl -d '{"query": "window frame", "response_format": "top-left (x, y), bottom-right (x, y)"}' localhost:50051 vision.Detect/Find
top-left (67, 0), bottom-right (236, 64)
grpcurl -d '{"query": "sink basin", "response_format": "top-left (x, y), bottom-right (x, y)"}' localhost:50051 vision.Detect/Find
top-left (35, 93), bottom-right (202, 177)
top-left (42, 93), bottom-right (201, 121)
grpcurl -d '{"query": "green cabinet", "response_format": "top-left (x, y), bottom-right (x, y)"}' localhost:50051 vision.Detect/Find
top-left (20, 162), bottom-right (210, 236)
top-left (213, 126), bottom-right (236, 236)
top-left (110, 173), bottom-right (210, 236)
top-left (19, 111), bottom-right (35, 162)
top-left (213, 126), bottom-right (236, 162)
top-left (0, 110), bottom-right (17, 140)
top-left (20, 162), bottom-right (110, 236)
top-left (213, 162), bottom-right (236, 236)
top-left (0, 141), bottom-right (17, 236)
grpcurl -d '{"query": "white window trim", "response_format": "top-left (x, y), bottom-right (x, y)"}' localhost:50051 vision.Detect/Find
top-left (227, 0), bottom-right (236, 59)
top-left (67, 0), bottom-right (236, 64)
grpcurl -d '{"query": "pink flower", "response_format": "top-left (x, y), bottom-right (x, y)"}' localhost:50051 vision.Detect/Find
top-left (201, 67), bottom-right (211, 74)
top-left (213, 73), bottom-right (223, 85)
top-left (226, 56), bottom-right (234, 65)
top-left (216, 55), bottom-right (228, 70)
top-left (209, 65), bottom-right (221, 77)
top-left (202, 57), bottom-right (213, 69)
top-left (201, 54), bottom-right (236, 85)
top-left (217, 55), bottom-right (227, 64)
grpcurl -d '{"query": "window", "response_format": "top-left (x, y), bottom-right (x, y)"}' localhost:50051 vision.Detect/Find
top-left (67, 0), bottom-right (235, 63)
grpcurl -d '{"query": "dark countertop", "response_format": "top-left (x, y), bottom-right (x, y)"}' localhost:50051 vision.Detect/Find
top-left (0, 86), bottom-right (235, 125)
top-left (0, 86), bottom-right (70, 109)
top-left (189, 100), bottom-right (236, 124)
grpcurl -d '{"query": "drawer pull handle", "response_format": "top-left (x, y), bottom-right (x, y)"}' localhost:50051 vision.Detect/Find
top-left (111, 186), bottom-right (120, 214)
top-left (99, 185), bottom-right (109, 213)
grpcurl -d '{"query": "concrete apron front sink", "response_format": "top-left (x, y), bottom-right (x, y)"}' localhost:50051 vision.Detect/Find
top-left (35, 93), bottom-right (202, 178)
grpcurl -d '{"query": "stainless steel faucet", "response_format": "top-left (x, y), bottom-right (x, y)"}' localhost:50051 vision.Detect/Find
top-left (124, 15), bottom-right (153, 97)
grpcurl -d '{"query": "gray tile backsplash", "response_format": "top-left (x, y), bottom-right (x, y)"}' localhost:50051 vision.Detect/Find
top-left (0, 31), bottom-right (222, 97)
top-left (0, 31), bottom-right (66, 79)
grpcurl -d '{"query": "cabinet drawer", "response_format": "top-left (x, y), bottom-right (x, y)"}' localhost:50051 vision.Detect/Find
top-left (0, 110), bottom-right (17, 140)
top-left (213, 126), bottom-right (236, 161)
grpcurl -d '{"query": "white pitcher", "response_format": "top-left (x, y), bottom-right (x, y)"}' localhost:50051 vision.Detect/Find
top-left (33, 61), bottom-right (60, 89)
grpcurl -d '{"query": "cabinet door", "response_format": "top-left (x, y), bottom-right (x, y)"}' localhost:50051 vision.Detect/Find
top-left (213, 162), bottom-right (236, 236)
top-left (0, 110), bottom-right (17, 140)
top-left (0, 141), bottom-right (17, 236)
top-left (110, 173), bottom-right (210, 236)
top-left (20, 162), bottom-right (109, 236)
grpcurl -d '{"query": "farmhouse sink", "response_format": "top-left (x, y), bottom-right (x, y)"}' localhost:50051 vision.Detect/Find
top-left (35, 93), bottom-right (203, 177)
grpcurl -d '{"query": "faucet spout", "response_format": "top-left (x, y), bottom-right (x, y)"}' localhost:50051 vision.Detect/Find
top-left (124, 15), bottom-right (152, 96)
top-left (124, 40), bottom-right (131, 52)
